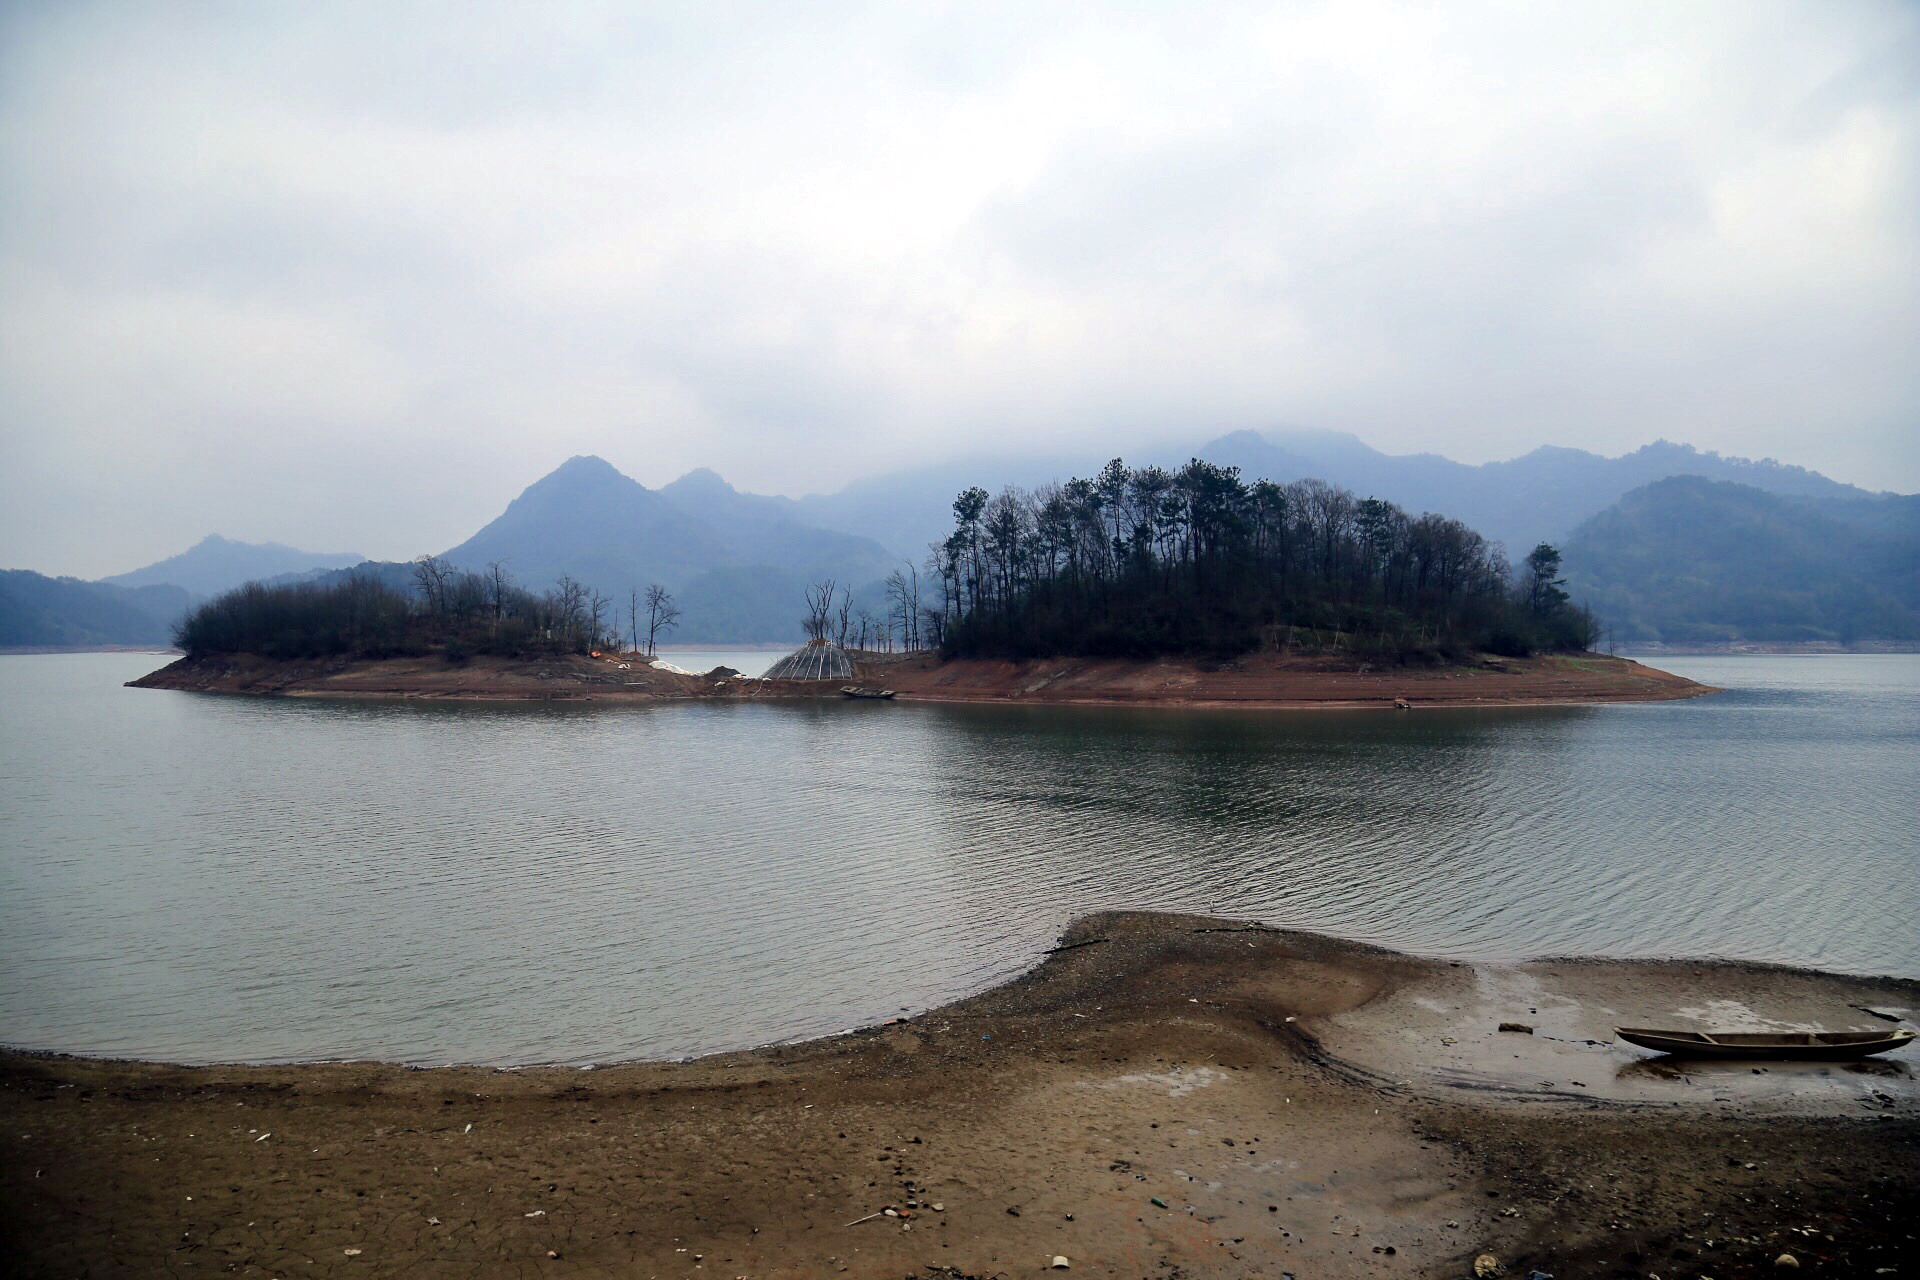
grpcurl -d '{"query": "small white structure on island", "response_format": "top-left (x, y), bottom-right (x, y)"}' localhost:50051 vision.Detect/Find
top-left (763, 640), bottom-right (855, 681)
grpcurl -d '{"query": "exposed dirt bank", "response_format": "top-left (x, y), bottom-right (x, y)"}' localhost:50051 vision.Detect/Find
top-left (129, 650), bottom-right (1713, 710)
top-left (4, 913), bottom-right (1912, 1279)
top-left (867, 650), bottom-right (1712, 709)
top-left (125, 652), bottom-right (719, 700)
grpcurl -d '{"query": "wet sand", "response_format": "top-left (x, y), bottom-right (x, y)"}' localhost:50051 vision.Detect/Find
top-left (4, 912), bottom-right (1912, 1279)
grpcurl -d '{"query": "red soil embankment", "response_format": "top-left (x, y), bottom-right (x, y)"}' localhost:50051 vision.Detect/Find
top-left (129, 649), bottom-right (1713, 709)
top-left (125, 652), bottom-right (713, 700)
top-left (860, 650), bottom-right (1712, 709)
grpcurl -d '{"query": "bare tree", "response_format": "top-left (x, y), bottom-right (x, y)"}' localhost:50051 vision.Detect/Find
top-left (628, 587), bottom-right (641, 655)
top-left (885, 562), bottom-right (923, 651)
top-left (802, 579), bottom-right (837, 644)
top-left (552, 574), bottom-right (589, 649)
top-left (589, 590), bottom-right (611, 651)
top-left (644, 583), bottom-right (681, 656)
top-left (486, 560), bottom-right (511, 637)
top-left (412, 554), bottom-right (453, 616)
top-left (835, 589), bottom-right (853, 648)
top-left (919, 604), bottom-right (946, 650)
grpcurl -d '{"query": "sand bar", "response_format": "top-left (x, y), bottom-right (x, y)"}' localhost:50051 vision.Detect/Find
top-left (5, 911), bottom-right (1912, 1278)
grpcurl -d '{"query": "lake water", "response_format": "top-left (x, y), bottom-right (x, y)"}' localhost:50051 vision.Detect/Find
top-left (1, 653), bottom-right (1915, 1066)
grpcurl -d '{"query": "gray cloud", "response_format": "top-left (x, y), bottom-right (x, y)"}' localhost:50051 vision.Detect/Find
top-left (2, 0), bottom-right (1915, 577)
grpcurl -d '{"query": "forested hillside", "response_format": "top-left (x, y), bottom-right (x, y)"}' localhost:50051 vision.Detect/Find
top-left (0, 571), bottom-right (189, 648)
top-left (1562, 477), bottom-right (1920, 643)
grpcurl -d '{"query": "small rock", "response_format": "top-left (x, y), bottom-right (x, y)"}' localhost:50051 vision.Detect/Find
top-left (343, 1247), bottom-right (362, 1257)
top-left (1051, 1257), bottom-right (1071, 1270)
top-left (1474, 1253), bottom-right (1503, 1278)
top-left (931, 1203), bottom-right (944, 1212)
top-left (1775, 1256), bottom-right (1800, 1270)
top-left (1497, 1022), bottom-right (1534, 1034)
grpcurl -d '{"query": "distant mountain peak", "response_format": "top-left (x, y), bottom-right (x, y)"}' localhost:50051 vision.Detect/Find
top-left (663, 467), bottom-right (736, 496)
top-left (1211, 429), bottom-right (1269, 449)
top-left (545, 454), bottom-right (625, 481)
top-left (188, 532), bottom-right (309, 554)
top-left (511, 455), bottom-right (649, 507)
top-left (100, 535), bottom-right (365, 598)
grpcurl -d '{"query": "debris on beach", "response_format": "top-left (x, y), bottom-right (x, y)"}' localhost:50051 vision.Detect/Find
top-left (1497, 1022), bottom-right (1535, 1034)
top-left (1473, 1253), bottom-right (1503, 1277)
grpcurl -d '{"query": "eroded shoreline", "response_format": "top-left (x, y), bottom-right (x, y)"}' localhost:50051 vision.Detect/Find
top-left (4, 912), bottom-right (1912, 1278)
top-left (127, 649), bottom-right (1715, 711)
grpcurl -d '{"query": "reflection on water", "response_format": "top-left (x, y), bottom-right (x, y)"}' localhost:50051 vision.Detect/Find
top-left (0, 653), bottom-right (1916, 1065)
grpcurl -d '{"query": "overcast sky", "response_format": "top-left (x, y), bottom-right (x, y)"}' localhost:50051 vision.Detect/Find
top-left (3, 1), bottom-right (1916, 577)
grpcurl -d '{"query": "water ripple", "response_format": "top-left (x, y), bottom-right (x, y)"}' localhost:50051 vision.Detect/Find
top-left (0, 653), bottom-right (1916, 1065)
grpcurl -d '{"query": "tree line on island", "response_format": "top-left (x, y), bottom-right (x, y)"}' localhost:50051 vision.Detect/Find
top-left (927, 459), bottom-right (1593, 661)
top-left (173, 558), bottom-right (685, 660)
top-left (170, 456), bottom-right (1593, 664)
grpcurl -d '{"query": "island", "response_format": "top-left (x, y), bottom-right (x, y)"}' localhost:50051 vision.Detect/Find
top-left (127, 458), bottom-right (1716, 709)
top-left (130, 645), bottom-right (1707, 708)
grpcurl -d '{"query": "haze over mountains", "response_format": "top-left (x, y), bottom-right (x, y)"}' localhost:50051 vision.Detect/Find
top-left (5, 431), bottom-right (1915, 648)
top-left (100, 535), bottom-right (365, 598)
top-left (1563, 478), bottom-right (1920, 644)
top-left (795, 430), bottom-right (1885, 568)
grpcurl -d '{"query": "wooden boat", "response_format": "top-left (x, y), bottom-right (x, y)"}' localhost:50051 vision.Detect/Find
top-left (840, 686), bottom-right (896, 700)
top-left (1615, 1026), bottom-right (1915, 1060)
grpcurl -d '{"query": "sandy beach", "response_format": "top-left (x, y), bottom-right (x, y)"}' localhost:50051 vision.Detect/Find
top-left (4, 912), bottom-right (1913, 1279)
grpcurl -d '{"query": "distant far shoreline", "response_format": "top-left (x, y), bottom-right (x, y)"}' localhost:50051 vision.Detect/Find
top-left (1618, 641), bottom-right (1920, 656)
top-left (651, 642), bottom-right (797, 652)
top-left (1, 645), bottom-right (182, 656)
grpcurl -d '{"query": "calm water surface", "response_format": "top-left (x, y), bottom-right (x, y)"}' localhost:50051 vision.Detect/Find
top-left (1, 653), bottom-right (1914, 1065)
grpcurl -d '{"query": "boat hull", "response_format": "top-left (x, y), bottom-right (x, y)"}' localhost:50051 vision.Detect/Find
top-left (1616, 1026), bottom-right (1915, 1060)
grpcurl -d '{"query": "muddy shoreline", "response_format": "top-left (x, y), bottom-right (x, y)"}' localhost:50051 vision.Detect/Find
top-left (4, 912), bottom-right (1912, 1278)
top-left (127, 649), bottom-right (1714, 710)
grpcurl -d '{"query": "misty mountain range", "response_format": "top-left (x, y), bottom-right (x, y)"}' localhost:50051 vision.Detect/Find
top-left (786, 430), bottom-right (1884, 569)
top-left (4, 431), bottom-right (1914, 648)
top-left (100, 534), bottom-right (365, 598)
